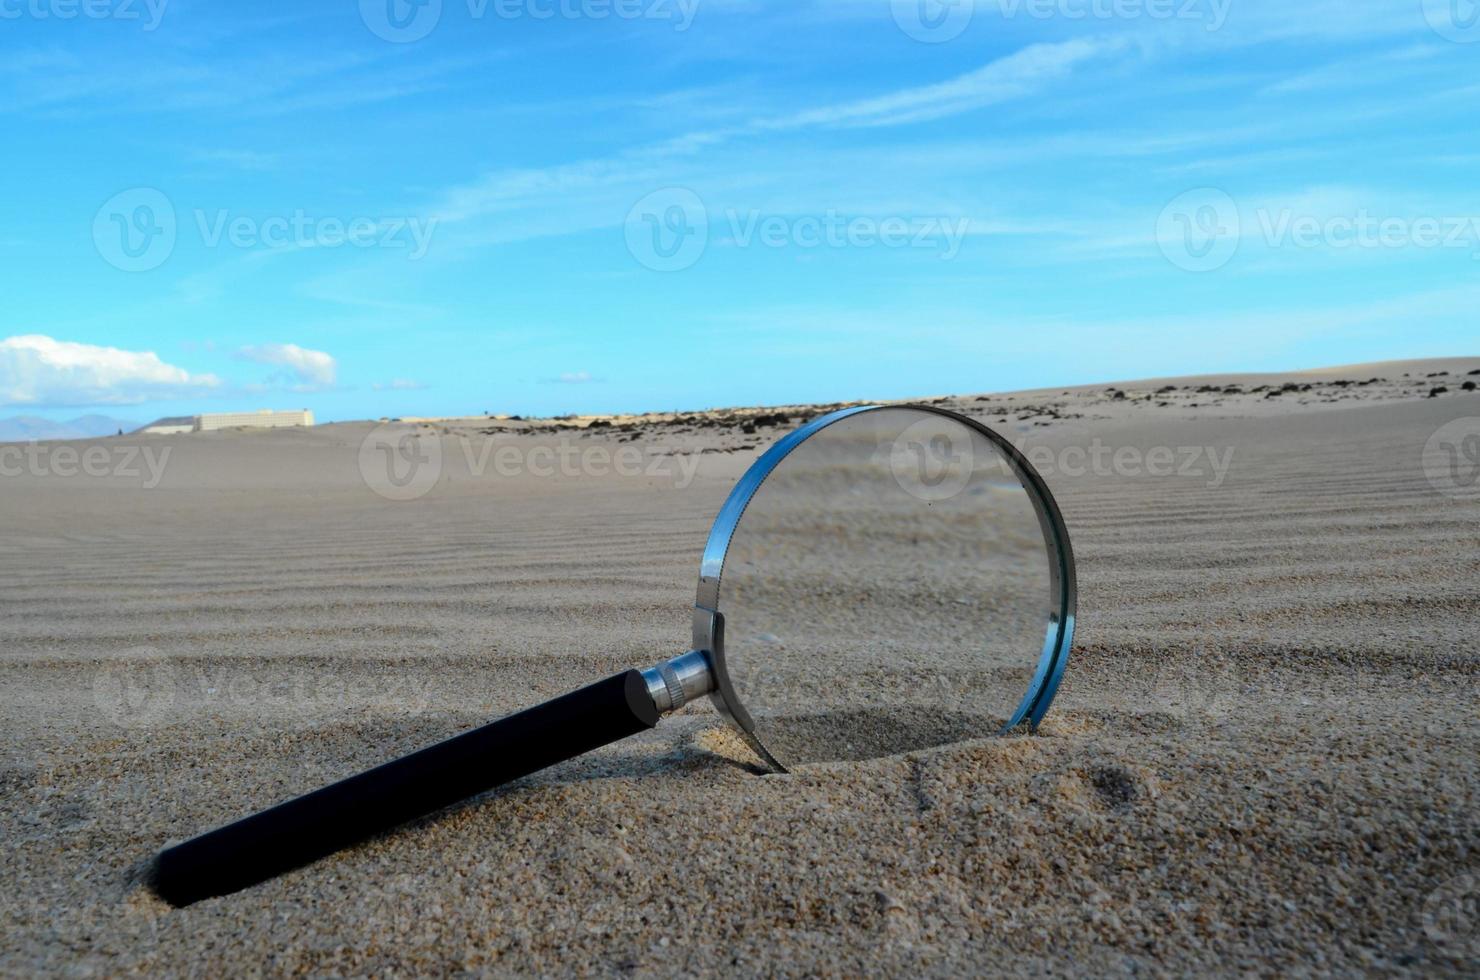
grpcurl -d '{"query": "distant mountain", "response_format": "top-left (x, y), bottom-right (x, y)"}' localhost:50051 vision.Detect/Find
top-left (67, 414), bottom-right (145, 437)
top-left (0, 415), bottom-right (141, 442)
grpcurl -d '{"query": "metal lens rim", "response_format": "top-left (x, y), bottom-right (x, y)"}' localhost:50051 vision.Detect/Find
top-left (692, 404), bottom-right (1078, 771)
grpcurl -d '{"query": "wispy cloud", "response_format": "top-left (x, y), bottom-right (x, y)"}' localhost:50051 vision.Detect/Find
top-left (760, 39), bottom-right (1122, 130)
top-left (542, 371), bottom-right (603, 385)
top-left (426, 38), bottom-right (1126, 236)
top-left (0, 46), bottom-right (480, 119)
top-left (186, 147), bottom-right (282, 171)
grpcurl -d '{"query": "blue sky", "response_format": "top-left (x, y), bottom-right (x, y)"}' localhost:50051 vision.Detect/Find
top-left (3, 0), bottom-right (1477, 422)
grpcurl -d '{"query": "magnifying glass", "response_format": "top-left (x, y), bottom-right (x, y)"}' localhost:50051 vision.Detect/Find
top-left (149, 405), bottom-right (1075, 907)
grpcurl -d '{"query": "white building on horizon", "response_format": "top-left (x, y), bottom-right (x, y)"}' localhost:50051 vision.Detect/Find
top-left (139, 409), bottom-right (315, 435)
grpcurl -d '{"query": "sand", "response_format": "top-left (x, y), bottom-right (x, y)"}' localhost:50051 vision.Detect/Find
top-left (1, 357), bottom-right (1477, 975)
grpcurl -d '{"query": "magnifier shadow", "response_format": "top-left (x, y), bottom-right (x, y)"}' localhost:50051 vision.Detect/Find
top-left (309, 711), bottom-right (1004, 863)
top-left (743, 709), bottom-right (1012, 766)
top-left (392, 711), bottom-right (1011, 855)
top-left (379, 726), bottom-right (771, 832)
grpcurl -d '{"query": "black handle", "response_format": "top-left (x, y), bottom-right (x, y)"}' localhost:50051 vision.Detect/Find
top-left (150, 670), bottom-right (660, 906)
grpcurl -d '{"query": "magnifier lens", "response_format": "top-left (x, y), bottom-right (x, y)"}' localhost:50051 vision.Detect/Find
top-left (714, 408), bottom-right (1066, 767)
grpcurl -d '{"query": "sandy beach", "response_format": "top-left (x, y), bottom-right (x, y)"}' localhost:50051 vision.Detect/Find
top-left (2, 357), bottom-right (1477, 975)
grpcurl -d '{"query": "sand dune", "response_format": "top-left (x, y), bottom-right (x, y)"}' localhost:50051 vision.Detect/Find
top-left (1, 359), bottom-right (1477, 974)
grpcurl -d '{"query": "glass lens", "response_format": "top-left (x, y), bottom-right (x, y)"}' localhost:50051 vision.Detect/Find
top-left (713, 408), bottom-right (1061, 768)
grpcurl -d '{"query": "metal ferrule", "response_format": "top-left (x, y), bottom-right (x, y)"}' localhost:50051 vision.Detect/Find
top-left (640, 650), bottom-right (716, 715)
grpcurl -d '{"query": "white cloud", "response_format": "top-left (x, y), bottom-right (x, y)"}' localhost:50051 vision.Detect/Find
top-left (186, 147), bottom-right (282, 171)
top-left (0, 335), bottom-right (220, 406)
top-left (372, 378), bottom-right (423, 391)
top-left (543, 371), bottom-right (602, 385)
top-left (235, 343), bottom-right (337, 389)
top-left (761, 39), bottom-right (1119, 131)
